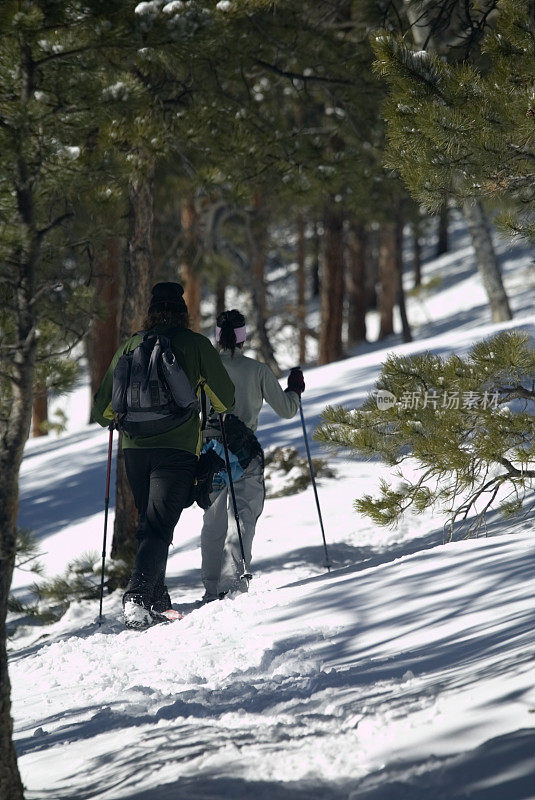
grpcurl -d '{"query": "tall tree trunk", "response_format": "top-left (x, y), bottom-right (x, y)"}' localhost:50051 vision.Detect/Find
top-left (395, 208), bottom-right (412, 343)
top-left (0, 464), bottom-right (28, 800)
top-left (0, 74), bottom-right (38, 792)
top-left (296, 212), bottom-right (307, 365)
top-left (181, 197), bottom-right (202, 332)
top-left (312, 218), bottom-right (321, 297)
top-left (87, 237), bottom-right (121, 417)
top-left (249, 194), bottom-right (279, 374)
top-left (119, 164), bottom-right (155, 341)
top-left (436, 203), bottom-right (449, 257)
top-left (378, 222), bottom-right (397, 340)
top-left (215, 277), bottom-right (226, 319)
top-left (210, 203), bottom-right (278, 370)
top-left (32, 385), bottom-right (48, 437)
top-left (318, 204), bottom-right (345, 365)
top-left (462, 200), bottom-right (512, 322)
top-left (366, 229), bottom-right (379, 310)
top-left (1, 340), bottom-right (33, 800)
top-left (412, 222), bottom-right (423, 288)
top-left (346, 221), bottom-right (368, 347)
top-left (111, 160), bottom-right (155, 568)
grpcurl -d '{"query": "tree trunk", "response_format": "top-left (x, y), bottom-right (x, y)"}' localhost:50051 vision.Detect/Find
top-left (346, 221), bottom-right (368, 347)
top-left (0, 159), bottom-right (38, 800)
top-left (119, 163), bottom-right (155, 341)
top-left (87, 237), bottom-right (121, 415)
top-left (215, 277), bottom-right (226, 319)
top-left (412, 222), bottom-right (423, 288)
top-left (181, 197), bottom-right (202, 333)
top-left (296, 211), bottom-right (307, 365)
top-left (366, 229), bottom-right (379, 310)
top-left (249, 194), bottom-right (279, 374)
top-left (112, 160), bottom-right (155, 566)
top-left (436, 203), bottom-right (449, 257)
top-left (318, 204), bottom-right (345, 365)
top-left (462, 199), bottom-right (512, 322)
top-left (378, 222), bottom-right (397, 340)
top-left (0, 359), bottom-right (33, 800)
top-left (311, 218), bottom-right (321, 298)
top-left (110, 440), bottom-right (139, 570)
top-left (32, 385), bottom-right (48, 437)
top-left (0, 470), bottom-right (27, 800)
top-left (395, 209), bottom-right (412, 343)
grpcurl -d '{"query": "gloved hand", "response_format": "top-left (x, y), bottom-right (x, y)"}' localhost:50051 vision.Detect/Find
top-left (286, 367), bottom-right (305, 397)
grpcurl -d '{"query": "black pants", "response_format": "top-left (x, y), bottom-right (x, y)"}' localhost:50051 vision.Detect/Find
top-left (124, 448), bottom-right (197, 597)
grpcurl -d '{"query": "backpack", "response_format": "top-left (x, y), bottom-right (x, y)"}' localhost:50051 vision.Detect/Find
top-left (111, 330), bottom-right (199, 438)
top-left (209, 413), bottom-right (264, 472)
top-left (192, 448), bottom-right (226, 509)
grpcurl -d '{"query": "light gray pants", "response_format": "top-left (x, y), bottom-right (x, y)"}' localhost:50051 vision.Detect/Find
top-left (201, 455), bottom-right (265, 598)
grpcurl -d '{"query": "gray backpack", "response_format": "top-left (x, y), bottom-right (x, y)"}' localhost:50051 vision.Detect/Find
top-left (111, 330), bottom-right (199, 438)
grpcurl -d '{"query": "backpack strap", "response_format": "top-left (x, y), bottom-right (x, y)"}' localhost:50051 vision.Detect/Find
top-left (200, 387), bottom-right (208, 431)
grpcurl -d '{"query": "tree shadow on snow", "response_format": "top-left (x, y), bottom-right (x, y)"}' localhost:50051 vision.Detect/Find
top-left (18, 438), bottom-right (118, 542)
top-left (24, 729), bottom-right (535, 800)
top-left (346, 728), bottom-right (535, 800)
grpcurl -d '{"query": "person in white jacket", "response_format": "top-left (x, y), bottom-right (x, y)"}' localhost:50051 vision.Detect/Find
top-left (200, 309), bottom-right (305, 602)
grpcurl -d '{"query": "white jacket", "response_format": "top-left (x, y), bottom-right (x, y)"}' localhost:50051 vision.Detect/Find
top-left (209, 350), bottom-right (299, 432)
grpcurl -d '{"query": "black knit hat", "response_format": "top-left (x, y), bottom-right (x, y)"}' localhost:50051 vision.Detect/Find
top-left (148, 282), bottom-right (187, 313)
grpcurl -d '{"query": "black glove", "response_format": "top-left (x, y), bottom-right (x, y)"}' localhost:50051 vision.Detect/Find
top-left (286, 368), bottom-right (305, 397)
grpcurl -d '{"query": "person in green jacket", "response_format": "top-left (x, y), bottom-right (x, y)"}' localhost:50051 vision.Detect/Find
top-left (92, 282), bottom-right (234, 628)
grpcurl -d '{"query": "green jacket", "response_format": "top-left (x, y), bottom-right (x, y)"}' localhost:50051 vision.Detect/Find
top-left (92, 326), bottom-right (235, 454)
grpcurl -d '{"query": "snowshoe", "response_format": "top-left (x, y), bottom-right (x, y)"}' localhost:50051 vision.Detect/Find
top-left (195, 591), bottom-right (228, 608)
top-left (123, 596), bottom-right (182, 629)
top-left (151, 584), bottom-right (172, 614)
top-left (123, 596), bottom-right (153, 630)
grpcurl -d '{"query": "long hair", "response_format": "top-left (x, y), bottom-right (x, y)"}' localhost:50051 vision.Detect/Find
top-left (217, 309), bottom-right (246, 356)
top-left (141, 308), bottom-right (189, 331)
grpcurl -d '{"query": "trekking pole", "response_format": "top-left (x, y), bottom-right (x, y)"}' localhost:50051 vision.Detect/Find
top-left (218, 413), bottom-right (253, 584)
top-left (290, 367), bottom-right (332, 572)
top-left (98, 424), bottom-right (114, 626)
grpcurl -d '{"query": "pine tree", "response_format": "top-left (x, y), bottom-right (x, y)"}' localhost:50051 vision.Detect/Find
top-left (0, 1), bottom-right (130, 793)
top-left (373, 0), bottom-right (534, 243)
top-left (315, 330), bottom-right (535, 537)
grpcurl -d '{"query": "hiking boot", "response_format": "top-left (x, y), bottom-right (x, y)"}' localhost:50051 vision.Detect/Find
top-left (123, 594), bottom-right (153, 630)
top-left (196, 590), bottom-right (228, 608)
top-left (227, 577), bottom-right (249, 596)
top-left (122, 574), bottom-right (154, 629)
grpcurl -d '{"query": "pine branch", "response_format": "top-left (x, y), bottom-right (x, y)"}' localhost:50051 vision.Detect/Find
top-left (254, 59), bottom-right (353, 87)
top-left (499, 456), bottom-right (535, 478)
top-left (37, 213), bottom-right (75, 241)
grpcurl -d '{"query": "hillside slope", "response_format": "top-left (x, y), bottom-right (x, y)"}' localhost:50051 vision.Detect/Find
top-left (10, 219), bottom-right (535, 799)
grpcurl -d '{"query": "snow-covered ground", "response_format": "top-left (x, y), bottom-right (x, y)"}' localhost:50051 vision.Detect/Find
top-left (9, 217), bottom-right (535, 799)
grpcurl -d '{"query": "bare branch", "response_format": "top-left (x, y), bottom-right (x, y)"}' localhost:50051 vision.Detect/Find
top-left (37, 213), bottom-right (74, 241)
top-left (254, 59), bottom-right (353, 87)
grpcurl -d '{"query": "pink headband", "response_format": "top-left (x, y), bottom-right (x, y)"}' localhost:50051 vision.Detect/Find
top-left (216, 324), bottom-right (247, 344)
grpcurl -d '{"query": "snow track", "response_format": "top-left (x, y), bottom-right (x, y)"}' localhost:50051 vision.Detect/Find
top-left (11, 531), bottom-right (535, 799)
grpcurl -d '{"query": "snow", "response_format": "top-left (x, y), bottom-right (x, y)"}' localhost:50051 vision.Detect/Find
top-left (163, 1), bottom-right (184, 12)
top-left (135, 1), bottom-right (163, 15)
top-left (9, 215), bottom-right (535, 798)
